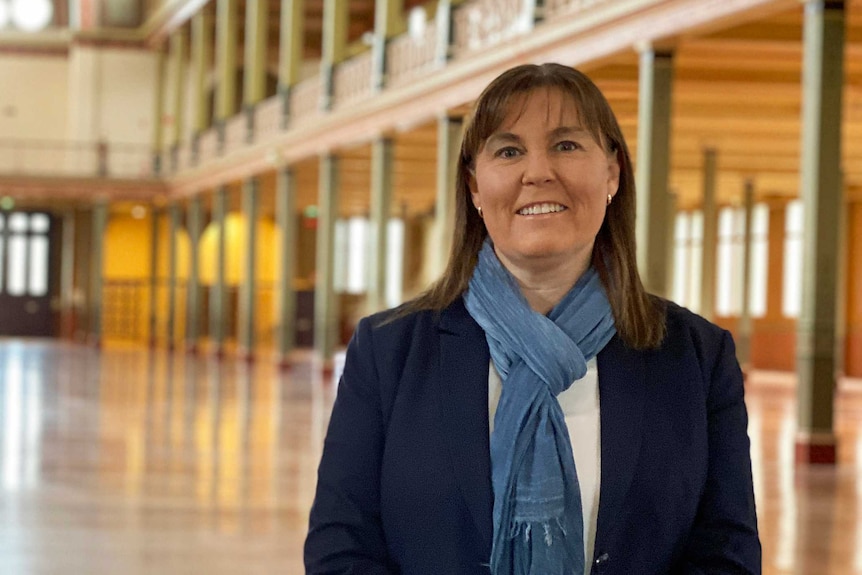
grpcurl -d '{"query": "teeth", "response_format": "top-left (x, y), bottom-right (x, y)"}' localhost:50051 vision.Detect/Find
top-left (517, 203), bottom-right (566, 216)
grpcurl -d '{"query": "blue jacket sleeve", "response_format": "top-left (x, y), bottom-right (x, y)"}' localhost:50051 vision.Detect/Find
top-left (304, 318), bottom-right (397, 575)
top-left (677, 330), bottom-right (762, 574)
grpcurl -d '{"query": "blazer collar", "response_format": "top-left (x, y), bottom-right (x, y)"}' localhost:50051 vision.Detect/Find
top-left (436, 298), bottom-right (494, 553)
top-left (435, 299), bottom-right (647, 558)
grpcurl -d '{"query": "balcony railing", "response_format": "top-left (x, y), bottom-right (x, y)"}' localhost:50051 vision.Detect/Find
top-left (0, 139), bottom-right (154, 179)
top-left (545, 0), bottom-right (610, 18)
top-left (387, 21), bottom-right (441, 89)
top-left (290, 77), bottom-right (322, 125)
top-left (197, 128), bottom-right (220, 165)
top-left (453, 0), bottom-right (535, 57)
top-left (333, 51), bottom-right (374, 108)
top-left (254, 95), bottom-right (284, 143)
top-left (224, 114), bottom-right (250, 155)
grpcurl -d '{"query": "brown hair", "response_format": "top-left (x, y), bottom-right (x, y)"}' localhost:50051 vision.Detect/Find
top-left (403, 63), bottom-right (665, 349)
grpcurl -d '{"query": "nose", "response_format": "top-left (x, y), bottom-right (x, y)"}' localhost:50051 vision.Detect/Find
top-left (521, 151), bottom-right (555, 185)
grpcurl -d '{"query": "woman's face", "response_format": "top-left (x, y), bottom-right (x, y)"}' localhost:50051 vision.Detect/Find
top-left (470, 88), bottom-right (620, 275)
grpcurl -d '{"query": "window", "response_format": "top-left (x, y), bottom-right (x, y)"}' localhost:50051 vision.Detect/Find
top-left (0, 211), bottom-right (51, 297)
top-left (749, 204), bottom-right (769, 318)
top-left (783, 200), bottom-right (803, 317)
top-left (672, 211), bottom-right (703, 313)
top-left (715, 204), bottom-right (768, 318)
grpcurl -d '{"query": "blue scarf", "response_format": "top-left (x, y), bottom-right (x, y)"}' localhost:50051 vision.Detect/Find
top-left (464, 240), bottom-right (616, 575)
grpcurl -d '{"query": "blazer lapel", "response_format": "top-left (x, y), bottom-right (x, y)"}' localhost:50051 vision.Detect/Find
top-left (595, 334), bottom-right (647, 548)
top-left (436, 298), bottom-right (494, 553)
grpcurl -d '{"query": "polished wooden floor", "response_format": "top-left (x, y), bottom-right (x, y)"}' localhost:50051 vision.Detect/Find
top-left (0, 339), bottom-right (860, 574)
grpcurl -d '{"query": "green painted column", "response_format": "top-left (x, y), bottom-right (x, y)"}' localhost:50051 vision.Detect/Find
top-left (434, 115), bottom-right (462, 278)
top-left (215, 0), bottom-right (238, 122)
top-left (278, 0), bottom-right (305, 126)
top-left (635, 48), bottom-right (674, 298)
top-left (170, 28), bottom-right (188, 161)
top-left (149, 207), bottom-right (161, 347)
top-left (315, 154), bottom-right (340, 365)
top-left (239, 178), bottom-right (259, 360)
top-left (320, 0), bottom-right (348, 110)
top-left (700, 148), bottom-right (718, 321)
top-left (276, 167), bottom-right (297, 367)
top-left (89, 201), bottom-right (108, 347)
top-left (191, 10), bottom-right (213, 137)
top-left (166, 203), bottom-right (180, 351)
top-left (153, 49), bottom-right (167, 174)
top-left (186, 196), bottom-right (203, 353)
top-left (210, 186), bottom-right (228, 356)
top-left (372, 0), bottom-right (404, 91)
top-left (738, 179), bottom-right (755, 370)
top-left (368, 137), bottom-right (394, 312)
top-left (795, 0), bottom-right (846, 465)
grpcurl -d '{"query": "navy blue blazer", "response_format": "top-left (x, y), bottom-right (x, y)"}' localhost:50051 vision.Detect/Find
top-left (305, 298), bottom-right (761, 574)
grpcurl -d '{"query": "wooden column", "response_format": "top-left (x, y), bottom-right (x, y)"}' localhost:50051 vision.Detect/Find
top-left (215, 0), bottom-right (238, 123)
top-left (635, 48), bottom-right (674, 298)
top-left (186, 196), bottom-right (203, 354)
top-left (315, 154), bottom-right (340, 366)
top-left (239, 178), bottom-right (259, 361)
top-left (278, 0), bottom-right (305, 126)
top-left (320, 0), bottom-right (349, 110)
top-left (434, 115), bottom-right (461, 279)
top-left (210, 186), bottom-right (228, 356)
top-left (276, 167), bottom-right (297, 368)
top-left (795, 0), bottom-right (846, 465)
top-left (700, 148), bottom-right (718, 321)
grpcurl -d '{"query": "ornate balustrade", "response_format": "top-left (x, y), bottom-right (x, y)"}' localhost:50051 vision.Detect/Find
top-left (544, 0), bottom-right (610, 18)
top-left (386, 21), bottom-right (441, 88)
top-left (254, 96), bottom-right (284, 143)
top-left (177, 143), bottom-right (194, 171)
top-left (333, 51), bottom-right (374, 108)
top-left (0, 139), bottom-right (153, 179)
top-left (197, 127), bottom-right (220, 164)
top-left (453, 0), bottom-right (534, 57)
top-left (290, 77), bottom-right (322, 125)
top-left (224, 114), bottom-right (249, 155)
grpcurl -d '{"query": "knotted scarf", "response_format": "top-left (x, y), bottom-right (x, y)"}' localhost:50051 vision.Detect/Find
top-left (464, 240), bottom-right (616, 575)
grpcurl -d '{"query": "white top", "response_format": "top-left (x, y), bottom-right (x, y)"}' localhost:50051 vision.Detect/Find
top-left (488, 358), bottom-right (601, 572)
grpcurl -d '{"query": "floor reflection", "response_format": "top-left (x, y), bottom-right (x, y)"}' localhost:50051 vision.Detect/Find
top-left (0, 340), bottom-right (860, 574)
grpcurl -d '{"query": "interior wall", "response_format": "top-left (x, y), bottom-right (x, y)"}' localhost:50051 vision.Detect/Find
top-left (0, 53), bottom-right (69, 141)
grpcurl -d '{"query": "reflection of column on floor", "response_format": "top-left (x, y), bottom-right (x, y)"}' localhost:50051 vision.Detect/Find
top-left (635, 48), bottom-right (674, 298)
top-left (795, 0), bottom-right (845, 465)
top-left (61, 209), bottom-right (76, 339)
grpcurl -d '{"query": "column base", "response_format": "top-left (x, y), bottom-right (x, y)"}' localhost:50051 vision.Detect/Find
top-left (185, 343), bottom-right (199, 356)
top-left (237, 348), bottom-right (255, 364)
top-left (211, 345), bottom-right (226, 361)
top-left (795, 432), bottom-right (837, 465)
top-left (277, 355), bottom-right (293, 371)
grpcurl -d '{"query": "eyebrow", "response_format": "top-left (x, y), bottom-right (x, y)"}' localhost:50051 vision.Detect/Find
top-left (486, 126), bottom-right (588, 148)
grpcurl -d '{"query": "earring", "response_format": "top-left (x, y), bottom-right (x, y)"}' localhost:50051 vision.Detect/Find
top-left (607, 194), bottom-right (613, 206)
top-left (477, 206), bottom-right (484, 218)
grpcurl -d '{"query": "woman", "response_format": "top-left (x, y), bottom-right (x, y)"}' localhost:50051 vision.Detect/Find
top-left (305, 63), bottom-right (761, 575)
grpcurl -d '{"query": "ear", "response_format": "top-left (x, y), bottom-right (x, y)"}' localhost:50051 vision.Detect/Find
top-left (606, 149), bottom-right (621, 199)
top-left (468, 170), bottom-right (481, 210)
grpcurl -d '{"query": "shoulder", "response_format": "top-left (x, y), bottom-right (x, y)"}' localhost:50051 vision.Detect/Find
top-left (657, 299), bottom-right (736, 381)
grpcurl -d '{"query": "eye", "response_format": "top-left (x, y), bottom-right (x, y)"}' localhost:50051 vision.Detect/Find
top-left (555, 140), bottom-right (581, 152)
top-left (494, 146), bottom-right (521, 159)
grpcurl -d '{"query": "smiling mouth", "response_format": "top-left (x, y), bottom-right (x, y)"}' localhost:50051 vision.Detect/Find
top-left (516, 203), bottom-right (568, 216)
